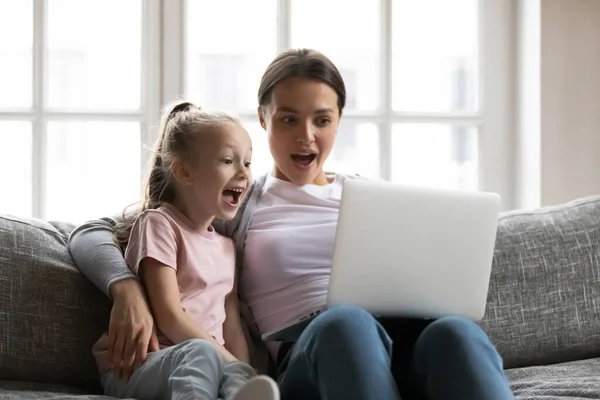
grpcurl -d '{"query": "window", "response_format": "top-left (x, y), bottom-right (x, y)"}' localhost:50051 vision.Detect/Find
top-left (1, 0), bottom-right (512, 221)
top-left (0, 0), bottom-right (159, 222)
top-left (175, 0), bottom-right (492, 192)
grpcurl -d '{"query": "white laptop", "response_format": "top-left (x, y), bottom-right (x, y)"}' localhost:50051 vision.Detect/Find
top-left (261, 178), bottom-right (501, 342)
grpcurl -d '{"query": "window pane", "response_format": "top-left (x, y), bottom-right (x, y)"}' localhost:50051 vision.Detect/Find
top-left (0, 0), bottom-right (32, 108)
top-left (291, 0), bottom-right (380, 112)
top-left (47, 0), bottom-right (142, 110)
top-left (391, 124), bottom-right (478, 190)
top-left (325, 122), bottom-right (379, 178)
top-left (185, 0), bottom-right (276, 113)
top-left (0, 122), bottom-right (32, 216)
top-left (243, 121), bottom-right (272, 177)
top-left (392, 0), bottom-right (479, 112)
top-left (46, 121), bottom-right (141, 223)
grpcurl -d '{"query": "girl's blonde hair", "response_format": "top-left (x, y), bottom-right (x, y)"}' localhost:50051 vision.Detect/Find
top-left (114, 100), bottom-right (241, 250)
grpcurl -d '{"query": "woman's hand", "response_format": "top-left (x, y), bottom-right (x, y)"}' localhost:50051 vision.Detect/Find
top-left (109, 278), bottom-right (160, 380)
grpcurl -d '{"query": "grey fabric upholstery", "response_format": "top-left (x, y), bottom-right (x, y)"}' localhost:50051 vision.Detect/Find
top-left (0, 381), bottom-right (119, 399)
top-left (1, 195), bottom-right (600, 398)
top-left (508, 357), bottom-right (600, 398)
top-left (0, 216), bottom-right (111, 393)
top-left (480, 196), bottom-right (600, 369)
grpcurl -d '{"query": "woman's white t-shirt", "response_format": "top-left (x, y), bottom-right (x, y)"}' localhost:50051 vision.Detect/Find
top-left (242, 172), bottom-right (347, 351)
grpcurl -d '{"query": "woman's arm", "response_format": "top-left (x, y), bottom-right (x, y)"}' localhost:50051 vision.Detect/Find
top-left (68, 217), bottom-right (159, 380)
top-left (68, 217), bottom-right (136, 297)
top-left (141, 258), bottom-right (237, 362)
top-left (222, 292), bottom-right (250, 363)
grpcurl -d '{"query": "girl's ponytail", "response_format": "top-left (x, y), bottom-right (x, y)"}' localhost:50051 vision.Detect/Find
top-left (114, 100), bottom-right (198, 249)
top-left (113, 100), bottom-right (240, 250)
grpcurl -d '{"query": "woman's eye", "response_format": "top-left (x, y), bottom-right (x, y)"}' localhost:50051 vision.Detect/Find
top-left (282, 116), bottom-right (295, 124)
top-left (316, 118), bottom-right (331, 126)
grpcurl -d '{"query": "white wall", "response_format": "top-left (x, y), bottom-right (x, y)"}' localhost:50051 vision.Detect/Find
top-left (515, 0), bottom-right (600, 208)
top-left (541, 0), bottom-right (600, 206)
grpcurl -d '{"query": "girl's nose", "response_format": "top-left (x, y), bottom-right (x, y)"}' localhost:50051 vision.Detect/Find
top-left (236, 164), bottom-right (249, 179)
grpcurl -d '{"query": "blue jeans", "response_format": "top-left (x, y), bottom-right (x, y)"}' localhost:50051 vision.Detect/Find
top-left (276, 306), bottom-right (514, 400)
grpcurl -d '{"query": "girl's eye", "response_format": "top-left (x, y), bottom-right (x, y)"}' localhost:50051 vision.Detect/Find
top-left (221, 159), bottom-right (233, 165)
top-left (244, 161), bottom-right (252, 168)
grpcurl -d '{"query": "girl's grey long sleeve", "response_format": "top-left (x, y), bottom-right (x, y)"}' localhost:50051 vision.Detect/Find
top-left (68, 217), bottom-right (137, 299)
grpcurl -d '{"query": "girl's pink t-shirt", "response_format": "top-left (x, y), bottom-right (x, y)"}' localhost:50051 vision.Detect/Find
top-left (92, 203), bottom-right (236, 373)
top-left (125, 203), bottom-right (236, 346)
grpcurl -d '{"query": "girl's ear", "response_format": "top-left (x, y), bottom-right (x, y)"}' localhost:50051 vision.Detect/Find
top-left (170, 159), bottom-right (193, 184)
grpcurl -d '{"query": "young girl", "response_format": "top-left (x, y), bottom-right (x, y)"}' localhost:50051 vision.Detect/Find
top-left (92, 101), bottom-right (280, 400)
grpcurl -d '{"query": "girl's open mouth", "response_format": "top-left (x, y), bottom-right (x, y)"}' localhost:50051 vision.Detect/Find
top-left (222, 188), bottom-right (244, 207)
top-left (291, 153), bottom-right (317, 168)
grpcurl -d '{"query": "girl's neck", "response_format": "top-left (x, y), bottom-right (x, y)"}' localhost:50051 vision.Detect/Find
top-left (171, 196), bottom-right (213, 232)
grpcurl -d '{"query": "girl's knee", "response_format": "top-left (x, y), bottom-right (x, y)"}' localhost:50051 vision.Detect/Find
top-left (176, 339), bottom-right (221, 363)
top-left (179, 338), bottom-right (214, 350)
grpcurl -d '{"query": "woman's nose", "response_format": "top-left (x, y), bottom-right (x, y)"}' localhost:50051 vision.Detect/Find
top-left (296, 123), bottom-right (316, 144)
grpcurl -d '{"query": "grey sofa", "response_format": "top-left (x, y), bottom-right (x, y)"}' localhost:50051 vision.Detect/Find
top-left (1, 194), bottom-right (600, 399)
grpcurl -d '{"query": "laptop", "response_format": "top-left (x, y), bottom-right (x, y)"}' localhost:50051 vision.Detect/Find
top-left (261, 178), bottom-right (501, 342)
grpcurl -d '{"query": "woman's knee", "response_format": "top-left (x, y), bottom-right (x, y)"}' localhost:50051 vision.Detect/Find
top-left (420, 317), bottom-right (486, 344)
top-left (415, 316), bottom-right (499, 360)
top-left (413, 316), bottom-right (506, 381)
top-left (307, 305), bottom-right (391, 349)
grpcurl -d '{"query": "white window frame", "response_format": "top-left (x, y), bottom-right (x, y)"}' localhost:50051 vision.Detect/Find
top-left (0, 0), bottom-right (162, 219)
top-left (160, 0), bottom-right (514, 209)
top-left (0, 0), bottom-right (515, 219)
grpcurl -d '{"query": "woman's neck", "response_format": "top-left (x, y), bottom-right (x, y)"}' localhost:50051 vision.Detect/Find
top-left (273, 167), bottom-right (331, 186)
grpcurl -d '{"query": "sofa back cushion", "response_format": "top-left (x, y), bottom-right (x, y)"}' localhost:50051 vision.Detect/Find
top-left (0, 215), bottom-right (110, 391)
top-left (481, 195), bottom-right (600, 369)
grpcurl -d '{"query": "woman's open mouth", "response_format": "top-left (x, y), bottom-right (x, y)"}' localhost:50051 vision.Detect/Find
top-left (291, 153), bottom-right (317, 169)
top-left (222, 187), bottom-right (245, 207)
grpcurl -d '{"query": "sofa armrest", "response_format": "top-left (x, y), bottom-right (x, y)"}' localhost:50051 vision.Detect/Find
top-left (0, 215), bottom-right (111, 391)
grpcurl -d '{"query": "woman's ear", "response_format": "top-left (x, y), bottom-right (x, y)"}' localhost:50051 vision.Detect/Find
top-left (171, 159), bottom-right (193, 184)
top-left (258, 105), bottom-right (266, 130)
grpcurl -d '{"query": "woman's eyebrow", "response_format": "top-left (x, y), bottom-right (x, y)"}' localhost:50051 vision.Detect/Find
top-left (275, 106), bottom-right (335, 114)
top-left (315, 108), bottom-right (334, 115)
top-left (276, 106), bottom-right (298, 113)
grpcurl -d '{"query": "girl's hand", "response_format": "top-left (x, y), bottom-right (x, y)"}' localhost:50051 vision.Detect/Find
top-left (109, 278), bottom-right (160, 380)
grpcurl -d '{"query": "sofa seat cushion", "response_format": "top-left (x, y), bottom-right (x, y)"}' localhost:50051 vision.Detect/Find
top-left (0, 381), bottom-right (119, 399)
top-left (509, 357), bottom-right (600, 399)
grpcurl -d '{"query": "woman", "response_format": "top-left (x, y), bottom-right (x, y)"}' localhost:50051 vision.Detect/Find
top-left (69, 48), bottom-right (514, 400)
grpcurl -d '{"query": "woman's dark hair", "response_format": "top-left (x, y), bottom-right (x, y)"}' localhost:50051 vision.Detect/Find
top-left (257, 48), bottom-right (346, 115)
